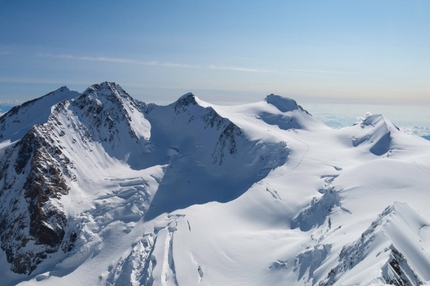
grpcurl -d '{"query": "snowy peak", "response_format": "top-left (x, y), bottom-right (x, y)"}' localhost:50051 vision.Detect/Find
top-left (265, 94), bottom-right (304, 113)
top-left (253, 94), bottom-right (320, 131)
top-left (66, 82), bottom-right (150, 158)
top-left (173, 92), bottom-right (197, 113)
top-left (343, 113), bottom-right (400, 155)
top-left (0, 86), bottom-right (80, 142)
top-left (75, 81), bottom-right (144, 118)
top-left (142, 95), bottom-right (289, 220)
top-left (359, 113), bottom-right (399, 132)
top-left (81, 82), bottom-right (134, 105)
top-left (323, 202), bottom-right (430, 285)
top-left (77, 81), bottom-right (146, 119)
top-left (0, 83), bottom-right (152, 275)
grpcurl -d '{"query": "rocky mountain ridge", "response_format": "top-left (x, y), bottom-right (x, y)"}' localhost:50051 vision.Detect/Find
top-left (0, 82), bottom-right (430, 285)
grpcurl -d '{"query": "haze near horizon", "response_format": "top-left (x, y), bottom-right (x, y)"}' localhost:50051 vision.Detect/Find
top-left (0, 1), bottom-right (429, 134)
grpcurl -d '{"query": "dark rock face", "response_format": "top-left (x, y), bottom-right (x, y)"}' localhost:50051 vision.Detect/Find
top-left (383, 247), bottom-right (422, 286)
top-left (66, 82), bottom-right (148, 160)
top-left (0, 126), bottom-right (71, 274)
top-left (0, 82), bottom-right (148, 275)
top-left (321, 203), bottom-right (425, 286)
top-left (174, 93), bottom-right (197, 114)
top-left (212, 122), bottom-right (243, 165)
top-left (201, 107), bottom-right (226, 130)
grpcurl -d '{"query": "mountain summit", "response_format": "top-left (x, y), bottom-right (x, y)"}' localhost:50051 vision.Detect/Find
top-left (0, 82), bottom-right (429, 285)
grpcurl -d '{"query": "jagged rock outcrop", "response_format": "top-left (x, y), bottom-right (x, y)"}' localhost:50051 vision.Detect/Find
top-left (321, 202), bottom-right (430, 285)
top-left (0, 125), bottom-right (72, 274)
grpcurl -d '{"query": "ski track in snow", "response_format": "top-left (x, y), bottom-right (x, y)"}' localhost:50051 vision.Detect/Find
top-left (283, 136), bottom-right (310, 174)
top-left (412, 160), bottom-right (430, 175)
top-left (161, 219), bottom-right (179, 286)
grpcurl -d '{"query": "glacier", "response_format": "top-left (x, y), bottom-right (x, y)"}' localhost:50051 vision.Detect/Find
top-left (0, 82), bottom-right (429, 285)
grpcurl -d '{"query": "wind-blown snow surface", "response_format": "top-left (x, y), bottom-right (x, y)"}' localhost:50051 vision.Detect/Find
top-left (0, 83), bottom-right (430, 285)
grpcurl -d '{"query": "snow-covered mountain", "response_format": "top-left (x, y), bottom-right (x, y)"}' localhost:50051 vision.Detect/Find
top-left (0, 82), bottom-right (430, 285)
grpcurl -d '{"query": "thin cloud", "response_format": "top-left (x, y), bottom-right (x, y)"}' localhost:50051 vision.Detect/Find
top-left (0, 51), bottom-right (11, 56)
top-left (0, 76), bottom-right (91, 85)
top-left (208, 65), bottom-right (274, 73)
top-left (38, 54), bottom-right (278, 73)
top-left (283, 68), bottom-right (354, 75)
top-left (0, 99), bottom-right (22, 104)
top-left (38, 53), bottom-right (200, 68)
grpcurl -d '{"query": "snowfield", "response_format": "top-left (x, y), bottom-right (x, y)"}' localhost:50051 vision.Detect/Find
top-left (0, 82), bottom-right (429, 285)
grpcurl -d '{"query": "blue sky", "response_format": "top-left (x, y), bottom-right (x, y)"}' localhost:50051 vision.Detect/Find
top-left (0, 0), bottom-right (429, 108)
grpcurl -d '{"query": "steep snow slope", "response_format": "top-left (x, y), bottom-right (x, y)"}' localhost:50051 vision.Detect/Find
top-left (322, 202), bottom-right (430, 285)
top-left (0, 82), bottom-right (430, 286)
top-left (0, 87), bottom-right (80, 143)
top-left (143, 93), bottom-right (289, 220)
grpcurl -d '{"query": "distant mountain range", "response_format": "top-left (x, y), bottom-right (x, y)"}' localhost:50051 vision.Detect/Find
top-left (1, 82), bottom-right (430, 285)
